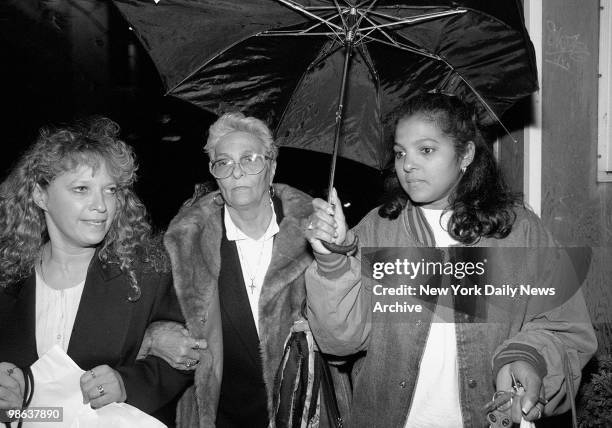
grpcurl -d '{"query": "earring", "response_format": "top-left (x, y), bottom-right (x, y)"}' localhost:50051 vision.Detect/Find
top-left (461, 166), bottom-right (467, 174)
top-left (269, 185), bottom-right (275, 198)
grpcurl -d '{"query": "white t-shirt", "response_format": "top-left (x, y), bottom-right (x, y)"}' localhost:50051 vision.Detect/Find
top-left (404, 208), bottom-right (463, 428)
top-left (35, 271), bottom-right (85, 357)
top-left (224, 203), bottom-right (279, 336)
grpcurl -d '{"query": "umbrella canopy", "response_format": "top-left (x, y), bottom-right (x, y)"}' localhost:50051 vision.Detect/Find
top-left (113, 0), bottom-right (537, 171)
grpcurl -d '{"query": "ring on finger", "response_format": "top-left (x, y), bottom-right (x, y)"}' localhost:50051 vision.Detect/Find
top-left (97, 385), bottom-right (105, 397)
top-left (534, 405), bottom-right (542, 420)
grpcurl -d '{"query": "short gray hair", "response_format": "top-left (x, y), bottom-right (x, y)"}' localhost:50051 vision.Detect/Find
top-left (204, 112), bottom-right (278, 160)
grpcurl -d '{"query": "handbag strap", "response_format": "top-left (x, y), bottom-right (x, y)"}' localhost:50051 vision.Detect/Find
top-left (317, 353), bottom-right (343, 428)
top-left (2, 366), bottom-right (34, 428)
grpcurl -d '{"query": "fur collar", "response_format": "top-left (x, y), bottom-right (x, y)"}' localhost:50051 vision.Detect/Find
top-left (165, 183), bottom-right (312, 331)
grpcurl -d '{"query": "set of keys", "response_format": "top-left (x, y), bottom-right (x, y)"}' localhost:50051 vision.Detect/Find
top-left (483, 373), bottom-right (525, 428)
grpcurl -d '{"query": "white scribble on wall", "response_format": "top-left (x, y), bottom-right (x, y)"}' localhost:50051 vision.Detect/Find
top-left (544, 20), bottom-right (590, 71)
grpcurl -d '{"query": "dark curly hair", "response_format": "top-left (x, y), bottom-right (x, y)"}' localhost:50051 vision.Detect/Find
top-left (378, 93), bottom-right (522, 245)
top-left (0, 117), bottom-right (168, 297)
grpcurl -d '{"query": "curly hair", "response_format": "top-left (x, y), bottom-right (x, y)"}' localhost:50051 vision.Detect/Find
top-left (378, 93), bottom-right (522, 245)
top-left (204, 112), bottom-right (278, 160)
top-left (0, 117), bottom-right (167, 297)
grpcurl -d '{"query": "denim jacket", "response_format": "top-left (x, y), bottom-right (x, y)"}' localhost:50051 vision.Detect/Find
top-left (306, 204), bottom-right (596, 427)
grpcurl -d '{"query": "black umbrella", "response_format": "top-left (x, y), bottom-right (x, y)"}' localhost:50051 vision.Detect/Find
top-left (113, 0), bottom-right (537, 252)
top-left (114, 0), bottom-right (536, 169)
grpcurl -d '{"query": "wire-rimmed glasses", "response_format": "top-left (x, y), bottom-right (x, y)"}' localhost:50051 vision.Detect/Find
top-left (209, 153), bottom-right (273, 179)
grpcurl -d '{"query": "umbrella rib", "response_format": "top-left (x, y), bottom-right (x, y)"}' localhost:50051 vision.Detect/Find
top-left (273, 0), bottom-right (343, 32)
top-left (453, 73), bottom-right (514, 138)
top-left (359, 9), bottom-right (466, 31)
top-left (432, 55), bottom-right (515, 138)
top-left (332, 0), bottom-right (349, 30)
top-left (359, 33), bottom-right (440, 60)
top-left (354, 45), bottom-right (380, 87)
top-left (353, 0), bottom-right (379, 30)
top-left (360, 43), bottom-right (386, 170)
top-left (357, 15), bottom-right (394, 46)
top-left (261, 20), bottom-right (338, 37)
top-left (307, 42), bottom-right (345, 70)
top-left (260, 31), bottom-right (342, 37)
top-left (272, 42), bottom-right (343, 138)
top-left (302, 6), bottom-right (345, 10)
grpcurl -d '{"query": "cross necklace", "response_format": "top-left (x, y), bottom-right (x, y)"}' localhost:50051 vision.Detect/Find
top-left (237, 240), bottom-right (266, 294)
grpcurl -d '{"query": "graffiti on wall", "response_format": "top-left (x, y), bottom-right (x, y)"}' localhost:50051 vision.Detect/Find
top-left (544, 20), bottom-right (590, 72)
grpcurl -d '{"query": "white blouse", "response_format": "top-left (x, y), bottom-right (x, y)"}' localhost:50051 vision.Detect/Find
top-left (224, 203), bottom-right (279, 336)
top-left (35, 271), bottom-right (85, 357)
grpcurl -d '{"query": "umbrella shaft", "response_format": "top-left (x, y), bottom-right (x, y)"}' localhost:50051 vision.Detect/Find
top-left (327, 41), bottom-right (353, 203)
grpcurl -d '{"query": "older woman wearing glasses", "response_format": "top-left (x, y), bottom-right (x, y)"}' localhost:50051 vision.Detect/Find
top-left (163, 112), bottom-right (315, 427)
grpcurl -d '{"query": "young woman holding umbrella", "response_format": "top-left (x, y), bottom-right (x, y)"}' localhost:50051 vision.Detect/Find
top-left (0, 118), bottom-right (192, 426)
top-left (305, 93), bottom-right (597, 427)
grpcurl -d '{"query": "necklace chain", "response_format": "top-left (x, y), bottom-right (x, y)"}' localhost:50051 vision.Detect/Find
top-left (236, 240), bottom-right (266, 294)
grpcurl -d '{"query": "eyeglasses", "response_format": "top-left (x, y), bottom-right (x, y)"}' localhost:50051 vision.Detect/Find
top-left (209, 153), bottom-right (273, 179)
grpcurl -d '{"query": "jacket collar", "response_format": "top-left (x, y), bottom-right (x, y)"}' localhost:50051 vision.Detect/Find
top-left (164, 183), bottom-right (312, 337)
top-left (403, 203), bottom-right (436, 246)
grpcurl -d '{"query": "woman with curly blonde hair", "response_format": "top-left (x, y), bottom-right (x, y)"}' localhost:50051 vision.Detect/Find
top-left (0, 117), bottom-right (192, 426)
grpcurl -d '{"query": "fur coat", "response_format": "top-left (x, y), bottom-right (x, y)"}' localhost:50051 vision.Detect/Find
top-left (164, 183), bottom-right (314, 427)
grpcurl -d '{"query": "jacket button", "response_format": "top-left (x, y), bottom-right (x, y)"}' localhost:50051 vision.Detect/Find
top-left (467, 378), bottom-right (477, 388)
top-left (399, 381), bottom-right (406, 388)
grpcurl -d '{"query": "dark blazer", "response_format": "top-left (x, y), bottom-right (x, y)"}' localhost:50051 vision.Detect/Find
top-left (0, 255), bottom-right (193, 420)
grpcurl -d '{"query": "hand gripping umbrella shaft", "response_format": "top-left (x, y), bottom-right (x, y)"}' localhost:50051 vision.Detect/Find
top-left (322, 16), bottom-right (359, 256)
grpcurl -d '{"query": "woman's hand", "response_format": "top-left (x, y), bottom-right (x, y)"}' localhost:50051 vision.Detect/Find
top-left (139, 321), bottom-right (206, 371)
top-left (496, 360), bottom-right (546, 423)
top-left (0, 363), bottom-right (24, 410)
top-left (306, 188), bottom-right (348, 255)
top-left (80, 365), bottom-right (126, 409)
